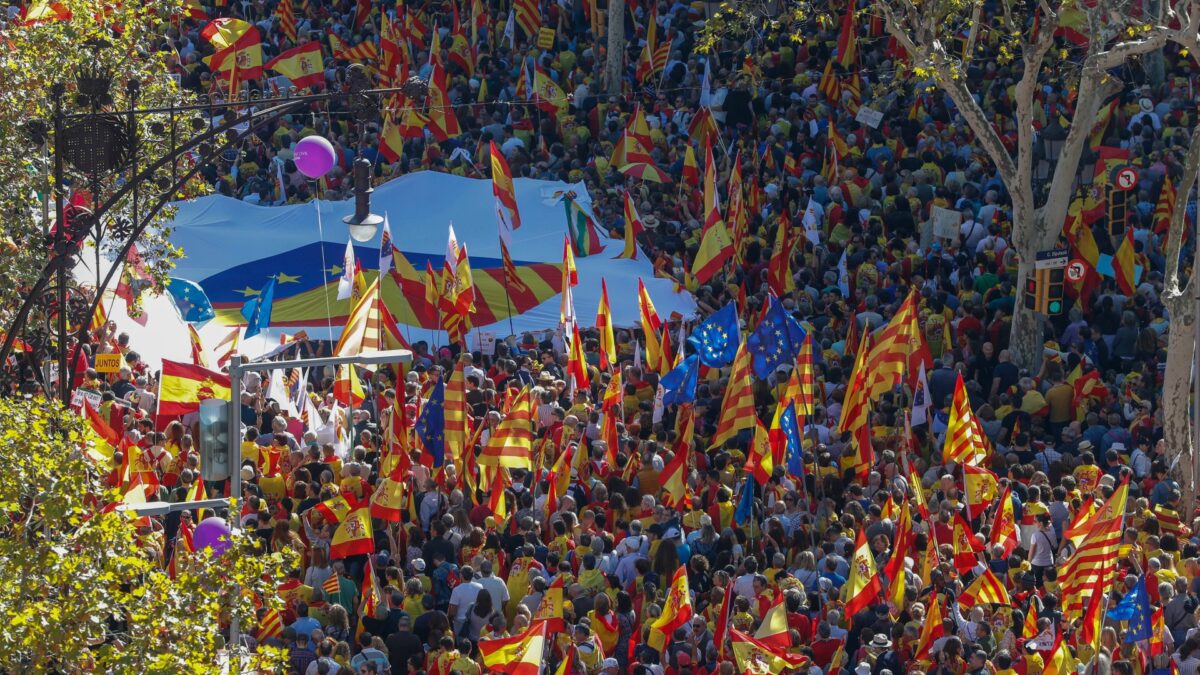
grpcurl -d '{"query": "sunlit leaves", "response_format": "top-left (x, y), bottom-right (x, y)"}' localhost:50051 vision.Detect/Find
top-left (0, 399), bottom-right (290, 672)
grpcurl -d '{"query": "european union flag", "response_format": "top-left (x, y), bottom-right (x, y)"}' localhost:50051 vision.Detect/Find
top-left (166, 278), bottom-right (215, 322)
top-left (687, 302), bottom-right (740, 368)
top-left (661, 354), bottom-right (700, 406)
top-left (735, 476), bottom-right (757, 525)
top-left (779, 402), bottom-right (805, 479)
top-left (240, 276), bottom-right (277, 339)
top-left (416, 378), bottom-right (446, 467)
top-left (746, 296), bottom-right (807, 379)
top-left (1108, 576), bottom-right (1152, 643)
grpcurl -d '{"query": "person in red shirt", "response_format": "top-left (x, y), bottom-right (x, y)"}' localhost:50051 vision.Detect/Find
top-left (809, 622), bottom-right (844, 670)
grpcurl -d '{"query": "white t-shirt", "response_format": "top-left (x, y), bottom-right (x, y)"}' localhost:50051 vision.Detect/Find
top-left (449, 581), bottom-right (483, 623)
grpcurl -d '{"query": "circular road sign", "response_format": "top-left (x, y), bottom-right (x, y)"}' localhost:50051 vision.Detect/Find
top-left (1114, 166), bottom-right (1137, 191)
top-left (1066, 259), bottom-right (1087, 282)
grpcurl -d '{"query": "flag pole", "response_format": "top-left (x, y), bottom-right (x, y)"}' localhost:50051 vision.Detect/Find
top-left (498, 240), bottom-right (518, 339)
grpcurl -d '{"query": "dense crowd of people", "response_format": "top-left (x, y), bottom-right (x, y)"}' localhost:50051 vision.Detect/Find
top-left (43, 0), bottom-right (1200, 672)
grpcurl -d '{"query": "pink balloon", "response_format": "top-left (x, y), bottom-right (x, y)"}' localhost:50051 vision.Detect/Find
top-left (193, 516), bottom-right (233, 557)
top-left (294, 135), bottom-right (337, 178)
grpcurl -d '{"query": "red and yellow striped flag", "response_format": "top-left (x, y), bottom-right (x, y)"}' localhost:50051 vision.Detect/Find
top-left (943, 373), bottom-right (986, 467)
top-left (1060, 514), bottom-right (1123, 615)
top-left (617, 193), bottom-right (644, 260)
top-left (445, 358), bottom-right (469, 466)
top-left (275, 0), bottom-right (297, 42)
top-left (478, 388), bottom-right (534, 469)
top-left (187, 325), bottom-right (207, 367)
top-left (710, 342), bottom-right (755, 449)
top-left (333, 276), bottom-right (410, 357)
top-left (958, 569), bottom-right (1010, 607)
top-left (865, 290), bottom-right (931, 399)
top-left (837, 327), bottom-right (873, 480)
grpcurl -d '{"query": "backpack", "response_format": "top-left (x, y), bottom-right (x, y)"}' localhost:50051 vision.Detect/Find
top-left (432, 562), bottom-right (459, 607)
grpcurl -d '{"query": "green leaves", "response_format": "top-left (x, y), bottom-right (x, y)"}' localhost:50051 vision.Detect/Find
top-left (0, 399), bottom-right (290, 672)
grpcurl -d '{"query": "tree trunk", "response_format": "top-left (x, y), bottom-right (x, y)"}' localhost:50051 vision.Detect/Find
top-left (604, 0), bottom-right (625, 95)
top-left (1162, 293), bottom-right (1196, 514)
top-left (1008, 258), bottom-right (1044, 372)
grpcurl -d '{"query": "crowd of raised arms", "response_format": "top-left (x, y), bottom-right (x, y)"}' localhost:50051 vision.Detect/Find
top-left (35, 0), bottom-right (1200, 672)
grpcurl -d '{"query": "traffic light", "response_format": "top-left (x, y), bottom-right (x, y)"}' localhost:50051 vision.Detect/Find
top-left (1026, 268), bottom-right (1066, 315)
top-left (1045, 267), bottom-right (1065, 315)
top-left (1109, 185), bottom-right (1128, 240)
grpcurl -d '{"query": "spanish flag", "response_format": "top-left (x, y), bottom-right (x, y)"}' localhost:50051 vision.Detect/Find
top-left (660, 448), bottom-right (688, 509)
top-left (82, 400), bottom-right (121, 463)
top-left (637, 278), bottom-right (662, 372)
top-left (479, 619), bottom-right (547, 675)
top-left (963, 463), bottom-right (998, 518)
top-left (692, 140), bottom-right (734, 284)
top-left (842, 527), bottom-right (882, 620)
top-left (754, 593), bottom-right (790, 650)
top-left (989, 485), bottom-right (1019, 557)
top-left (617, 193), bottom-right (645, 260)
top-left (533, 575), bottom-right (565, 632)
top-left (329, 506), bottom-right (374, 560)
top-left (567, 323), bottom-right (590, 390)
top-left (314, 493), bottom-right (357, 524)
top-left (951, 512), bottom-right (983, 575)
top-left (370, 461), bottom-right (408, 522)
top-left (490, 140), bottom-right (521, 232)
top-left (332, 363), bottom-right (365, 406)
top-left (596, 279), bottom-right (616, 371)
top-left (681, 143), bottom-right (700, 186)
top-left (1113, 227), bottom-right (1137, 295)
top-left (159, 360), bottom-right (232, 416)
top-left (648, 566), bottom-right (694, 651)
top-left (266, 41), bottom-right (327, 90)
top-left (912, 595), bottom-right (944, 663)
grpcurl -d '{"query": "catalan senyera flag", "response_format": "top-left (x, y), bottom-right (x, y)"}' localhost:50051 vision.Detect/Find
top-left (637, 278), bottom-right (662, 372)
top-left (837, 328), bottom-right (873, 480)
top-left (835, 1), bottom-right (857, 68)
top-left (275, 0), bottom-right (297, 43)
top-left (842, 527), bottom-right (882, 620)
top-left (710, 342), bottom-right (755, 450)
top-left (266, 41), bottom-right (325, 89)
top-left (648, 566), bottom-right (693, 651)
top-left (329, 506), bottom-right (374, 559)
top-left (865, 290), bottom-right (932, 398)
top-left (1153, 174), bottom-right (1176, 236)
top-left (1060, 514), bottom-right (1123, 615)
top-left (951, 512), bottom-right (983, 574)
top-left (989, 485), bottom-right (1019, 557)
top-left (479, 619), bottom-right (547, 675)
top-left (444, 359), bottom-right (469, 468)
top-left (795, 332), bottom-right (815, 415)
top-left (596, 279), bottom-right (616, 371)
top-left (333, 276), bottom-right (410, 357)
top-left (1113, 227), bottom-right (1137, 295)
top-left (512, 0), bottom-right (540, 37)
top-left (256, 608), bottom-right (284, 642)
top-left (943, 373), bottom-right (987, 467)
top-left (958, 569), bottom-right (1010, 608)
top-left (329, 32), bottom-right (379, 63)
top-left (159, 360), bottom-right (233, 416)
top-left (491, 141), bottom-right (521, 234)
top-left (478, 388), bottom-right (533, 469)
top-left (617, 193), bottom-right (645, 260)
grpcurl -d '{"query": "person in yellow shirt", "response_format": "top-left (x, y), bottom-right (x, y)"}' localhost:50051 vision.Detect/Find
top-left (1072, 451), bottom-right (1102, 495)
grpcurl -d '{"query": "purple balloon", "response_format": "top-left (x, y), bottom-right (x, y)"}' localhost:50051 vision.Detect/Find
top-left (294, 135), bottom-right (337, 178)
top-left (193, 516), bottom-right (233, 557)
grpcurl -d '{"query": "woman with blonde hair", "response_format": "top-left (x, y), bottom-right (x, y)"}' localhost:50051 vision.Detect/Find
top-left (324, 604), bottom-right (351, 643)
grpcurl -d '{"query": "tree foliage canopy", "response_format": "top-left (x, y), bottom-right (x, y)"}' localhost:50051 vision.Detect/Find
top-left (0, 398), bottom-right (291, 672)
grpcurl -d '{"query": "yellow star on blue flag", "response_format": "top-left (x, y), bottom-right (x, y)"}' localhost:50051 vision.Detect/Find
top-left (687, 302), bottom-right (740, 367)
top-left (746, 295), bottom-right (807, 379)
top-left (416, 378), bottom-right (446, 467)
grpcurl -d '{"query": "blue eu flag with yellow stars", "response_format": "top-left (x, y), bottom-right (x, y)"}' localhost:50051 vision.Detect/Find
top-left (735, 476), bottom-right (756, 525)
top-left (167, 278), bottom-right (215, 322)
top-left (687, 302), bottom-right (740, 368)
top-left (746, 295), bottom-right (807, 379)
top-left (779, 401), bottom-right (805, 479)
top-left (1108, 575), bottom-right (1152, 643)
top-left (661, 354), bottom-right (700, 406)
top-left (416, 378), bottom-right (446, 467)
